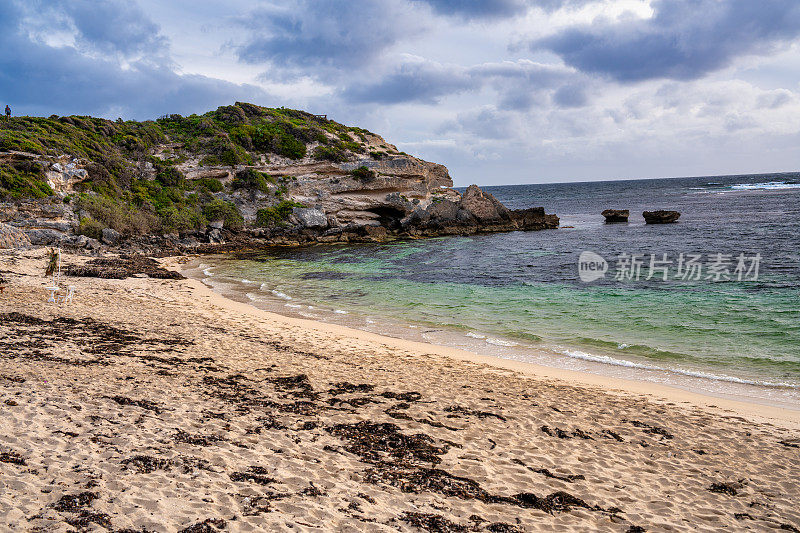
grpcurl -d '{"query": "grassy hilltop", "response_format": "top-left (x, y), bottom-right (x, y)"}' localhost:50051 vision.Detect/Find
top-left (0, 103), bottom-right (395, 237)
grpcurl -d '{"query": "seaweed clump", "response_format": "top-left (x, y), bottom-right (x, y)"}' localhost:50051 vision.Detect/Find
top-left (64, 255), bottom-right (184, 280)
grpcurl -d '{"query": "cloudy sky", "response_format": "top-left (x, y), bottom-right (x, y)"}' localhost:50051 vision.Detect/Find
top-left (2, 0), bottom-right (800, 185)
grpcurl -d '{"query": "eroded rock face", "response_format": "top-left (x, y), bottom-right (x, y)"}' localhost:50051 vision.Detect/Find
top-left (274, 150), bottom-right (456, 228)
top-left (0, 200), bottom-right (77, 245)
top-left (0, 222), bottom-right (31, 248)
top-left (643, 210), bottom-right (680, 224)
top-left (459, 185), bottom-right (511, 222)
top-left (291, 207), bottom-right (328, 229)
top-left (602, 209), bottom-right (629, 223)
top-left (101, 228), bottom-right (120, 245)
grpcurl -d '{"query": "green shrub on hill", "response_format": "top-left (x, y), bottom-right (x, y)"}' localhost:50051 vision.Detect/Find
top-left (232, 168), bottom-right (275, 194)
top-left (255, 200), bottom-right (306, 227)
top-left (312, 145), bottom-right (348, 163)
top-left (350, 166), bottom-right (376, 183)
top-left (203, 199), bottom-right (243, 230)
top-left (76, 217), bottom-right (104, 239)
top-left (0, 160), bottom-right (53, 199)
top-left (0, 102), bottom-right (401, 234)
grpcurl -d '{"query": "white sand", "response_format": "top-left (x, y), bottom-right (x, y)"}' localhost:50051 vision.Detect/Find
top-left (1, 248), bottom-right (798, 532)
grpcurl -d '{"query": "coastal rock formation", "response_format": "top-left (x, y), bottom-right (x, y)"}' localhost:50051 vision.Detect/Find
top-left (0, 103), bottom-right (559, 249)
top-left (290, 207), bottom-right (328, 229)
top-left (0, 222), bottom-right (31, 248)
top-left (643, 210), bottom-right (681, 224)
top-left (601, 209), bottom-right (629, 223)
top-left (0, 201), bottom-right (75, 245)
top-left (459, 185), bottom-right (512, 222)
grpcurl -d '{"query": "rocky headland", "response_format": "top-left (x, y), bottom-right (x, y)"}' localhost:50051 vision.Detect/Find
top-left (0, 103), bottom-right (557, 252)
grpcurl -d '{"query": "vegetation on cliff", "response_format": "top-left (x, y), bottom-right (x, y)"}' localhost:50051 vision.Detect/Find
top-left (0, 103), bottom-right (390, 235)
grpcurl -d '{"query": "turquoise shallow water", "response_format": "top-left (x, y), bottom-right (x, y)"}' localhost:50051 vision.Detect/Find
top-left (190, 173), bottom-right (800, 406)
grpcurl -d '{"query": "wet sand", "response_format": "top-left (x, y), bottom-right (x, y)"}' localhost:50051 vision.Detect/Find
top-left (1, 248), bottom-right (799, 532)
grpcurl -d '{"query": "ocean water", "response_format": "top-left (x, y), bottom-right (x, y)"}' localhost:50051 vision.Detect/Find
top-left (187, 173), bottom-right (800, 408)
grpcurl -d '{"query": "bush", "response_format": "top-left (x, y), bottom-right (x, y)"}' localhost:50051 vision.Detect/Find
top-left (312, 145), bottom-right (347, 163)
top-left (0, 162), bottom-right (53, 199)
top-left (199, 155), bottom-right (220, 166)
top-left (203, 199), bottom-right (243, 230)
top-left (350, 166), bottom-right (376, 183)
top-left (76, 217), bottom-right (104, 239)
top-left (155, 165), bottom-right (185, 187)
top-left (194, 177), bottom-right (224, 192)
top-left (255, 200), bottom-right (305, 227)
top-left (76, 193), bottom-right (160, 235)
top-left (231, 168), bottom-right (274, 194)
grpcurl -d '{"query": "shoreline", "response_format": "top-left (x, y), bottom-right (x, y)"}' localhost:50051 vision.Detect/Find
top-left (178, 257), bottom-right (800, 428)
top-left (172, 257), bottom-right (800, 430)
top-left (3, 248), bottom-right (800, 531)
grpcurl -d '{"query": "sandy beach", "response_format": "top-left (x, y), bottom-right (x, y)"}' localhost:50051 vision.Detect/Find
top-left (1, 248), bottom-right (799, 532)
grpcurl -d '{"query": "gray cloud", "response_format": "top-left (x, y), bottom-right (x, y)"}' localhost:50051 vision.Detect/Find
top-left (533, 0), bottom-right (800, 82)
top-left (342, 60), bottom-right (473, 104)
top-left (472, 60), bottom-right (585, 110)
top-left (415, 0), bottom-right (596, 19)
top-left (50, 0), bottom-right (167, 57)
top-left (416, 0), bottom-right (529, 19)
top-left (341, 58), bottom-right (585, 108)
top-left (237, 0), bottom-right (420, 79)
top-left (0, 0), bottom-right (270, 119)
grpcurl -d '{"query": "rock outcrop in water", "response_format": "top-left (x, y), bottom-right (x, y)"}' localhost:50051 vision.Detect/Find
top-left (0, 103), bottom-right (558, 250)
top-left (601, 209), bottom-right (629, 223)
top-left (643, 210), bottom-right (680, 224)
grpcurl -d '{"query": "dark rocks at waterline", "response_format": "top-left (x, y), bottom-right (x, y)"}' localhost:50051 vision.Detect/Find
top-left (398, 186), bottom-right (558, 236)
top-left (601, 209), bottom-right (629, 223)
top-left (459, 184), bottom-right (511, 222)
top-left (643, 210), bottom-right (681, 224)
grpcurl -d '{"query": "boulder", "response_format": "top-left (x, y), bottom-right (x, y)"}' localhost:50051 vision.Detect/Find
top-left (511, 208), bottom-right (559, 230)
top-left (459, 184), bottom-right (511, 222)
top-left (455, 209), bottom-right (476, 224)
top-left (400, 206), bottom-right (431, 228)
top-left (24, 228), bottom-right (66, 245)
top-left (208, 219), bottom-right (224, 230)
top-left (291, 207), bottom-right (328, 229)
top-left (0, 223), bottom-right (31, 248)
top-left (426, 199), bottom-right (459, 222)
top-left (601, 209), bottom-right (629, 223)
top-left (101, 227), bottom-right (120, 245)
top-left (207, 228), bottom-right (224, 243)
top-left (643, 210), bottom-right (680, 224)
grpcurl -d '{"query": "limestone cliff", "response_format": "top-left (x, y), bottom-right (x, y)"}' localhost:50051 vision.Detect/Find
top-left (0, 103), bottom-right (557, 249)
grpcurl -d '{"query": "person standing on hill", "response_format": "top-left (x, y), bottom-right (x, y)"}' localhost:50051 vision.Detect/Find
top-left (4, 105), bottom-right (9, 120)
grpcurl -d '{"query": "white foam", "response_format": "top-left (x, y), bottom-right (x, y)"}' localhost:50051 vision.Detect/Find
top-left (730, 181), bottom-right (800, 191)
top-left (485, 337), bottom-right (518, 347)
top-left (553, 347), bottom-right (795, 388)
top-left (271, 289), bottom-right (292, 300)
top-left (241, 279), bottom-right (255, 284)
top-left (334, 309), bottom-right (349, 314)
top-left (298, 312), bottom-right (320, 319)
top-left (556, 347), bottom-right (653, 370)
top-left (465, 332), bottom-right (486, 339)
top-left (202, 268), bottom-right (214, 276)
top-left (285, 303), bottom-right (302, 309)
